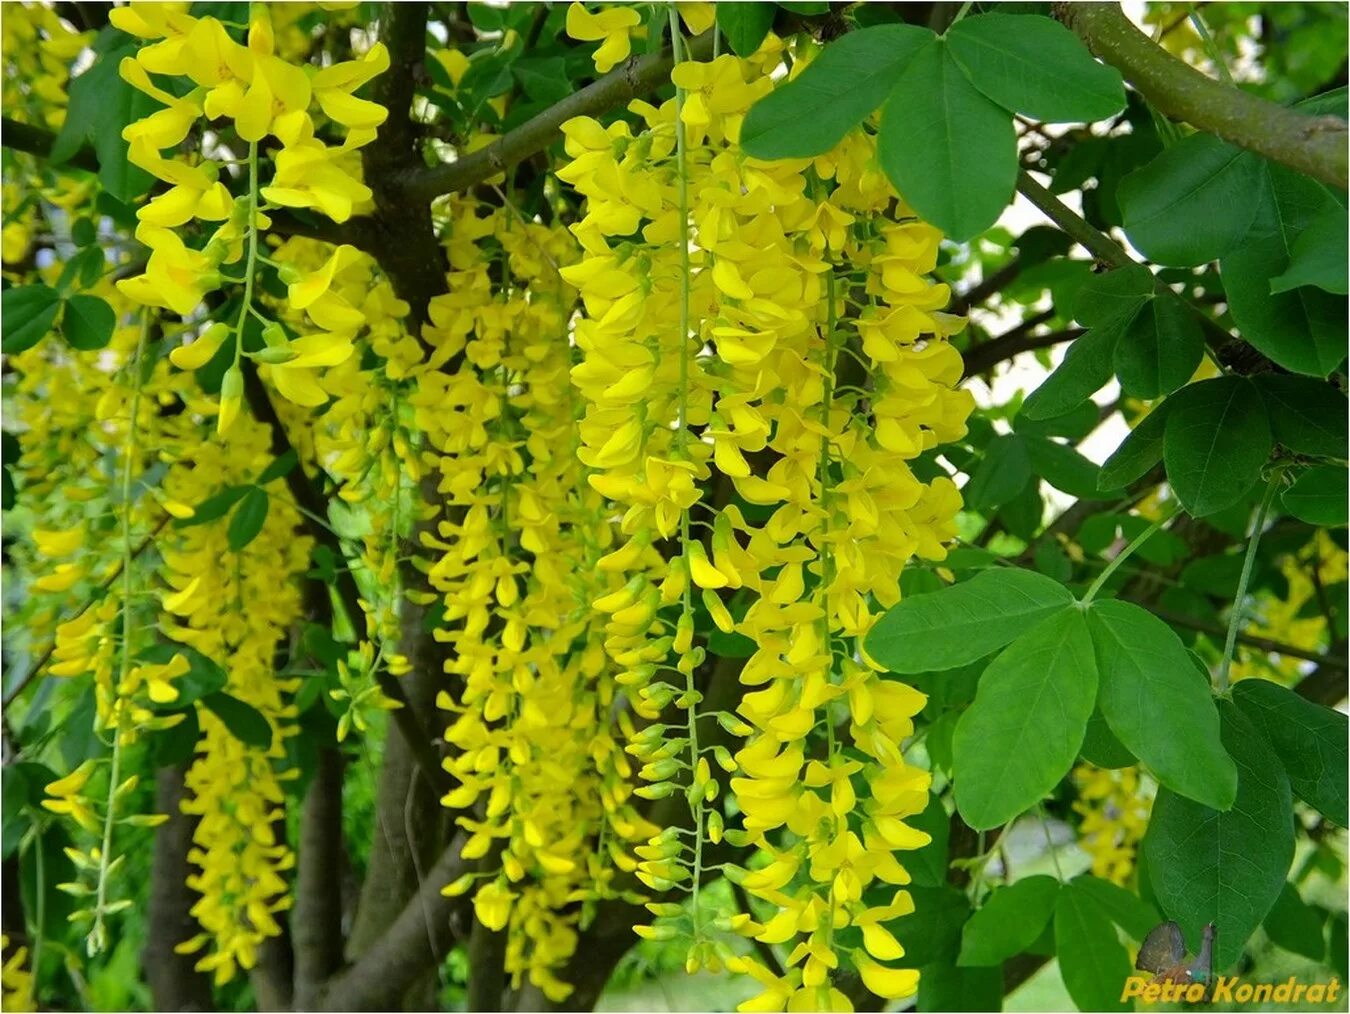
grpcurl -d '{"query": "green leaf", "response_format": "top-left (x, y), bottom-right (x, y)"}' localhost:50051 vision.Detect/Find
top-left (1025, 437), bottom-right (1113, 499)
top-left (1118, 135), bottom-right (1264, 267)
top-left (865, 567), bottom-right (1075, 674)
top-left (892, 886), bottom-right (970, 966)
top-left (1114, 293), bottom-right (1203, 399)
top-left (878, 40), bottom-right (1017, 242)
top-left (1098, 403), bottom-right (1170, 491)
top-left (1070, 876), bottom-right (1160, 942)
top-left (61, 295), bottom-right (116, 351)
top-left (511, 57), bottom-right (571, 104)
top-left (1253, 375), bottom-right (1348, 459)
top-left (946, 14), bottom-right (1125, 123)
top-left (1087, 599), bottom-right (1237, 810)
top-left (71, 217), bottom-right (97, 247)
top-left (1263, 883), bottom-right (1327, 961)
top-left (964, 434), bottom-right (1032, 511)
top-left (1142, 701), bottom-right (1295, 971)
top-left (916, 962), bottom-right (1003, 1013)
top-left (958, 874), bottom-right (1059, 965)
top-left (1221, 167), bottom-right (1347, 377)
top-left (1080, 710), bottom-right (1135, 769)
top-left (1163, 377), bottom-right (1272, 517)
top-left (51, 40), bottom-right (155, 203)
top-left (227, 487), bottom-right (270, 552)
top-left (1021, 324), bottom-right (1120, 421)
top-left (202, 692), bottom-right (273, 749)
top-left (1270, 208), bottom-right (1348, 295)
top-left (953, 607), bottom-right (1097, 830)
top-left (256, 449), bottom-right (298, 486)
top-left (1232, 678), bottom-right (1347, 827)
top-left (178, 485), bottom-right (249, 527)
top-left (150, 706), bottom-right (200, 768)
top-left (1055, 878), bottom-right (1133, 1012)
top-left (1, 285), bottom-right (61, 354)
top-left (717, 2), bottom-right (775, 57)
top-left (1281, 466), bottom-right (1348, 526)
top-left (740, 24), bottom-right (934, 158)
top-left (908, 794), bottom-right (952, 888)
top-left (1072, 265), bottom-right (1153, 326)
top-left (138, 644), bottom-right (227, 707)
top-left (2, 767), bottom-right (29, 860)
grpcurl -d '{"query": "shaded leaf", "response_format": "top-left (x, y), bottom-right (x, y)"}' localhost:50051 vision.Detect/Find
top-left (958, 875), bottom-right (1059, 965)
top-left (1163, 377), bottom-right (1272, 517)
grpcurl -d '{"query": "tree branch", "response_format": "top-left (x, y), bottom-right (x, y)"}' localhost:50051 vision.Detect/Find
top-left (1150, 607), bottom-right (1349, 672)
top-left (1056, 2), bottom-right (1348, 190)
top-left (1, 115), bottom-right (98, 172)
top-left (293, 747), bottom-right (348, 1008)
top-left (400, 31), bottom-right (716, 204)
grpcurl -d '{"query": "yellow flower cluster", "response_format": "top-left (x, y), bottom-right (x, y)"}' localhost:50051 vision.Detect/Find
top-left (423, 195), bottom-right (653, 1001)
top-left (558, 40), bottom-right (972, 1009)
top-left (159, 417), bottom-right (312, 984)
top-left (1072, 765), bottom-right (1153, 886)
top-left (109, 2), bottom-right (388, 432)
top-left (1, 935), bottom-right (35, 1013)
top-left (1, 2), bottom-right (91, 129)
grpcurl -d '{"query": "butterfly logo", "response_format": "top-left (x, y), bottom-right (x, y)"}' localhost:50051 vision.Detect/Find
top-left (1136, 921), bottom-right (1216, 987)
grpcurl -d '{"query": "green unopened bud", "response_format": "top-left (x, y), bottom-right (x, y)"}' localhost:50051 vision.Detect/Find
top-left (277, 263), bottom-right (302, 285)
top-left (249, 346), bottom-right (297, 364)
top-left (260, 322), bottom-right (287, 348)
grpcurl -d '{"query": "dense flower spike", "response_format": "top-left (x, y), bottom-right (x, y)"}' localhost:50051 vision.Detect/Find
top-left (1072, 765), bottom-right (1154, 886)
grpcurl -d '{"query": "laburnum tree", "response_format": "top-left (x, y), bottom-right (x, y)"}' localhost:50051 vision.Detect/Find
top-left (0, 2), bottom-right (1345, 1012)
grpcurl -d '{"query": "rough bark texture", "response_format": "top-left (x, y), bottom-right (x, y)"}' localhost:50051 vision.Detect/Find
top-left (293, 748), bottom-right (347, 1008)
top-left (144, 766), bottom-right (216, 1013)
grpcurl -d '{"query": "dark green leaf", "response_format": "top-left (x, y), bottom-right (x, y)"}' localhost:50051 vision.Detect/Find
top-left (917, 962), bottom-right (1003, 1013)
top-left (511, 57), bottom-right (571, 104)
top-left (1281, 466), bottom-right (1348, 526)
top-left (2, 767), bottom-right (29, 859)
top-left (1118, 135), bottom-right (1263, 266)
top-left (1055, 878), bottom-right (1133, 1012)
top-left (1072, 265), bottom-right (1153, 327)
top-left (1114, 293), bottom-right (1203, 399)
top-left (1142, 701), bottom-right (1295, 970)
top-left (202, 692), bottom-right (273, 749)
top-left (1021, 324), bottom-right (1120, 420)
top-left (1163, 377), bottom-right (1272, 517)
top-left (1080, 710), bottom-right (1135, 769)
top-left (61, 295), bottom-right (116, 351)
top-left (55, 246), bottom-right (106, 294)
top-left (1253, 375), bottom-right (1348, 459)
top-left (1087, 599), bottom-right (1236, 810)
top-left (1270, 208), bottom-right (1349, 295)
top-left (878, 40), bottom-right (1017, 242)
top-left (717, 2), bottom-right (775, 57)
top-left (256, 449), bottom-right (298, 486)
top-left (865, 567), bottom-right (1075, 674)
top-left (1025, 437), bottom-right (1113, 499)
top-left (1071, 875), bottom-right (1160, 942)
top-left (1263, 883), bottom-right (1327, 961)
top-left (908, 793), bottom-right (952, 888)
top-left (953, 607), bottom-right (1097, 830)
top-left (946, 14), bottom-right (1125, 123)
top-left (227, 487), bottom-right (269, 552)
top-left (958, 875), bottom-right (1059, 965)
top-left (741, 25), bottom-right (934, 158)
top-left (1221, 167), bottom-right (1347, 377)
top-left (1099, 403), bottom-right (1170, 490)
top-left (997, 478), bottom-right (1043, 541)
top-left (177, 485), bottom-right (249, 527)
top-left (150, 707), bottom-right (200, 768)
top-left (2, 285), bottom-right (61, 354)
top-left (892, 886), bottom-right (971, 966)
top-left (1232, 678), bottom-right (1347, 827)
top-left (71, 217), bottom-right (97, 247)
top-left (964, 434), bottom-right (1032, 512)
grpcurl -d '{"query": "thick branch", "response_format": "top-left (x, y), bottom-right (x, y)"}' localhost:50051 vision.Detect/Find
top-left (1, 115), bottom-right (98, 172)
top-left (402, 31), bottom-right (715, 204)
top-left (293, 747), bottom-right (348, 1007)
top-left (1057, 2), bottom-right (1347, 190)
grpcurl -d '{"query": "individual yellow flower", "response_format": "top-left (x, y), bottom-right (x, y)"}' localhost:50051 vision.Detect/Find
top-left (565, 3), bottom-right (642, 74)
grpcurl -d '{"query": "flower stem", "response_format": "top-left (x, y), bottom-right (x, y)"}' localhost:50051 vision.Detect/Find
top-left (1216, 473), bottom-right (1283, 694)
top-left (1080, 504), bottom-right (1179, 605)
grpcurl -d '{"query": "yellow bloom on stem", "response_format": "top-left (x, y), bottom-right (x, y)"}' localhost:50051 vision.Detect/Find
top-left (565, 3), bottom-right (642, 74)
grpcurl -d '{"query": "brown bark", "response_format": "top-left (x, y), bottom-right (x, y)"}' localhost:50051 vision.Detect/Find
top-left (293, 748), bottom-right (348, 1008)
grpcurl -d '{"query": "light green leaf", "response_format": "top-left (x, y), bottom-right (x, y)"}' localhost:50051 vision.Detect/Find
top-left (1143, 701), bottom-right (1295, 971)
top-left (1021, 323), bottom-right (1121, 421)
top-left (1281, 466), bottom-right (1348, 526)
top-left (1070, 875), bottom-right (1160, 942)
top-left (878, 40), bottom-right (1017, 242)
top-left (946, 14), bottom-right (1126, 123)
top-left (953, 607), bottom-right (1097, 830)
top-left (1114, 292), bottom-right (1203, 399)
top-left (1055, 878), bottom-right (1133, 1012)
top-left (1233, 677), bottom-right (1348, 827)
top-left (740, 24), bottom-right (934, 158)
top-left (1163, 377), bottom-right (1272, 516)
top-left (958, 875), bottom-right (1059, 965)
top-left (1071, 265), bottom-right (1153, 327)
top-left (865, 567), bottom-right (1074, 674)
top-left (1118, 134), bottom-right (1264, 267)
top-left (1087, 599), bottom-right (1236, 810)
